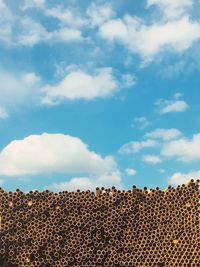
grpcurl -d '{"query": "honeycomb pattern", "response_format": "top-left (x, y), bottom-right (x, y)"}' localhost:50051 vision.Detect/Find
top-left (0, 179), bottom-right (199, 267)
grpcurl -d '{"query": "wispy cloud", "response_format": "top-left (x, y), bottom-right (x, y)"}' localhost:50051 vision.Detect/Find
top-left (125, 168), bottom-right (137, 176)
top-left (0, 107), bottom-right (9, 120)
top-left (145, 128), bottom-right (182, 140)
top-left (142, 154), bottom-right (162, 164)
top-left (132, 116), bottom-right (151, 130)
top-left (119, 139), bottom-right (158, 154)
top-left (155, 94), bottom-right (189, 114)
top-left (146, 0), bottom-right (193, 19)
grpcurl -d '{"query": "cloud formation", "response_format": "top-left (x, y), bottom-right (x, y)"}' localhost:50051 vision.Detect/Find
top-left (169, 170), bottom-right (200, 186)
top-left (47, 171), bottom-right (123, 192)
top-left (125, 168), bottom-right (137, 176)
top-left (142, 155), bottom-right (162, 164)
top-left (147, 0), bottom-right (193, 19)
top-left (99, 15), bottom-right (200, 60)
top-left (155, 96), bottom-right (189, 114)
top-left (0, 133), bottom-right (116, 176)
top-left (119, 139), bottom-right (158, 154)
top-left (41, 68), bottom-right (119, 105)
top-left (145, 128), bottom-right (182, 140)
top-left (162, 133), bottom-right (200, 162)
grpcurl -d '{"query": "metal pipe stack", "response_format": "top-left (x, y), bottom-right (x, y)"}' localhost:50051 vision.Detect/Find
top-left (0, 179), bottom-right (199, 267)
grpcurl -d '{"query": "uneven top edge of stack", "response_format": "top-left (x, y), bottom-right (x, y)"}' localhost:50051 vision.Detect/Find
top-left (0, 179), bottom-right (199, 197)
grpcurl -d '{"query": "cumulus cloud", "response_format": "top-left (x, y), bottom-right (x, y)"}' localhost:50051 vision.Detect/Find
top-left (99, 15), bottom-right (200, 60)
top-left (142, 154), bottom-right (162, 164)
top-left (0, 133), bottom-right (116, 176)
top-left (119, 139), bottom-right (158, 154)
top-left (41, 68), bottom-right (119, 105)
top-left (155, 97), bottom-right (189, 114)
top-left (125, 168), bottom-right (137, 176)
top-left (162, 133), bottom-right (200, 162)
top-left (87, 2), bottom-right (115, 27)
top-left (145, 128), bottom-right (182, 140)
top-left (147, 0), bottom-right (193, 19)
top-left (169, 170), bottom-right (200, 186)
top-left (47, 171), bottom-right (123, 192)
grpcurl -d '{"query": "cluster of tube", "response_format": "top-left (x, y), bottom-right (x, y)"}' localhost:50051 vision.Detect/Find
top-left (0, 179), bottom-right (199, 267)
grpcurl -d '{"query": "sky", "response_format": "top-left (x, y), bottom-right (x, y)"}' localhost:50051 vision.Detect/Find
top-left (0, 0), bottom-right (200, 192)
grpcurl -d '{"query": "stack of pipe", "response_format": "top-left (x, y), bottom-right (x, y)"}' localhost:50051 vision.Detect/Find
top-left (0, 179), bottom-right (199, 267)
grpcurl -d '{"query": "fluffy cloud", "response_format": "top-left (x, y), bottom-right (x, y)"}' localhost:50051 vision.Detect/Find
top-left (0, 69), bottom-right (41, 110)
top-left (0, 133), bottom-right (116, 176)
top-left (47, 171), bottom-right (123, 192)
top-left (119, 139), bottom-right (158, 154)
top-left (0, 107), bottom-right (9, 120)
top-left (21, 0), bottom-right (45, 10)
top-left (142, 155), bottom-right (162, 164)
top-left (147, 0), bottom-right (193, 19)
top-left (41, 68), bottom-right (119, 105)
top-left (99, 15), bottom-right (200, 60)
top-left (125, 168), bottom-right (137, 176)
top-left (169, 170), bottom-right (200, 186)
top-left (155, 97), bottom-right (189, 114)
top-left (145, 128), bottom-right (182, 140)
top-left (87, 3), bottom-right (115, 27)
top-left (162, 133), bottom-right (200, 162)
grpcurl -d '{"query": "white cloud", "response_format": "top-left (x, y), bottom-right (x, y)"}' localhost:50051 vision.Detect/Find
top-left (0, 133), bottom-right (116, 176)
top-left (147, 0), bottom-right (193, 19)
top-left (169, 170), bottom-right (200, 186)
top-left (45, 6), bottom-right (86, 28)
top-left (119, 139), bottom-right (158, 154)
top-left (41, 68), bottom-right (119, 105)
top-left (99, 15), bottom-right (200, 60)
top-left (87, 3), bottom-right (115, 27)
top-left (132, 116), bottom-right (151, 129)
top-left (125, 168), bottom-right (137, 176)
top-left (155, 97), bottom-right (189, 114)
top-left (17, 17), bottom-right (83, 46)
top-left (142, 154), bottom-right (162, 164)
top-left (145, 128), bottom-right (182, 141)
top-left (162, 133), bottom-right (200, 162)
top-left (47, 171), bottom-right (123, 192)
top-left (21, 0), bottom-right (45, 10)
top-left (0, 107), bottom-right (9, 120)
top-left (0, 68), bottom-right (41, 110)
top-left (162, 100), bottom-right (188, 113)
top-left (0, 0), bottom-right (13, 44)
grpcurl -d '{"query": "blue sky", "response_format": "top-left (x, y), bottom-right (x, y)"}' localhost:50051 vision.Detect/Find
top-left (0, 0), bottom-right (200, 192)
